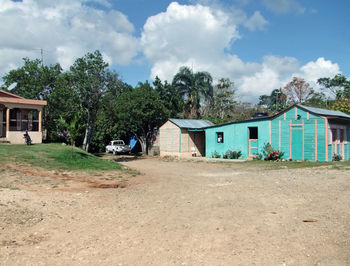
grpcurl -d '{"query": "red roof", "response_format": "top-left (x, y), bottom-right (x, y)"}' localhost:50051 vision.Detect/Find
top-left (0, 90), bottom-right (47, 106)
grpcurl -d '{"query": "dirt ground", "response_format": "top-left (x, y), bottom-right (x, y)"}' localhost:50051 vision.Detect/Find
top-left (0, 157), bottom-right (349, 265)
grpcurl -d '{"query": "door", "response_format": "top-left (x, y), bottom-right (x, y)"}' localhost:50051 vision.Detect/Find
top-left (0, 108), bottom-right (5, 138)
top-left (249, 139), bottom-right (258, 157)
top-left (248, 127), bottom-right (258, 157)
top-left (291, 126), bottom-right (303, 160)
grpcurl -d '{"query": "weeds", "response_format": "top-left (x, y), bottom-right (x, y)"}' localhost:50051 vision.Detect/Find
top-left (0, 143), bottom-right (122, 171)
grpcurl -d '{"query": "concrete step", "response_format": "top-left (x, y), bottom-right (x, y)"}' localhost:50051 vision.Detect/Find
top-left (0, 138), bottom-right (10, 144)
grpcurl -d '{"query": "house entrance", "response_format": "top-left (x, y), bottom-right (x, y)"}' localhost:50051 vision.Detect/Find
top-left (248, 127), bottom-right (258, 157)
top-left (0, 105), bottom-right (6, 138)
top-left (291, 126), bottom-right (303, 160)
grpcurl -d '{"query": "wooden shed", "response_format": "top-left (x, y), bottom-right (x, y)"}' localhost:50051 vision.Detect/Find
top-left (204, 104), bottom-right (350, 162)
top-left (159, 119), bottom-right (214, 157)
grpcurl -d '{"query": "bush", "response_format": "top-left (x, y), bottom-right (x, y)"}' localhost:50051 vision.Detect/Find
top-left (332, 153), bottom-right (342, 161)
top-left (254, 153), bottom-right (263, 160)
top-left (262, 143), bottom-right (284, 161)
top-left (211, 151), bottom-right (221, 158)
top-left (223, 150), bottom-right (242, 159)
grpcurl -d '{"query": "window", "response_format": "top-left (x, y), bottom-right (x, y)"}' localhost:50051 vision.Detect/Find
top-left (249, 127), bottom-right (258, 139)
top-left (9, 108), bottom-right (39, 131)
top-left (340, 129), bottom-right (344, 143)
top-left (331, 128), bottom-right (337, 143)
top-left (217, 132), bottom-right (224, 143)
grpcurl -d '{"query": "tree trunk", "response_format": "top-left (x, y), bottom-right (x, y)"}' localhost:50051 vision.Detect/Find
top-left (82, 111), bottom-right (94, 152)
top-left (82, 127), bottom-right (88, 151)
top-left (139, 136), bottom-right (147, 155)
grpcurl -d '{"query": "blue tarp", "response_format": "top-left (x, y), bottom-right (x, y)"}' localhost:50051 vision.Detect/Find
top-left (129, 136), bottom-right (138, 150)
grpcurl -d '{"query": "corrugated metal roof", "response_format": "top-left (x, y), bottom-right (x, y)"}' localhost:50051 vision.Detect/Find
top-left (169, 118), bottom-right (214, 129)
top-left (298, 104), bottom-right (350, 119)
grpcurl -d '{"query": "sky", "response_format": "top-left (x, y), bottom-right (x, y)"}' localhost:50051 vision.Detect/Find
top-left (0, 0), bottom-right (349, 102)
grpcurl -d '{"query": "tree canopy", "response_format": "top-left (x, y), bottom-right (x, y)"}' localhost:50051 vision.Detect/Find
top-left (113, 81), bottom-right (168, 154)
top-left (69, 50), bottom-right (110, 152)
top-left (172, 66), bottom-right (213, 118)
top-left (317, 74), bottom-right (350, 99)
top-left (1, 58), bottom-right (62, 100)
top-left (283, 77), bottom-right (315, 104)
top-left (2, 52), bottom-right (349, 154)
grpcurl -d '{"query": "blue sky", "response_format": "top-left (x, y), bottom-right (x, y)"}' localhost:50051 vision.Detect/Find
top-left (1, 0), bottom-right (349, 101)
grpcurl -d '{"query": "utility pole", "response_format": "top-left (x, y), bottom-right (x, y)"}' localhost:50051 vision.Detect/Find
top-left (40, 48), bottom-right (43, 66)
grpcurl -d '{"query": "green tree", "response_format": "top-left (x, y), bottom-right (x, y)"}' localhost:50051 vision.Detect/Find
top-left (317, 74), bottom-right (350, 99)
top-left (303, 92), bottom-right (329, 108)
top-left (1, 58), bottom-right (62, 100)
top-left (153, 76), bottom-right (183, 118)
top-left (172, 66), bottom-right (213, 118)
top-left (258, 88), bottom-right (287, 112)
top-left (69, 50), bottom-right (109, 152)
top-left (45, 72), bottom-right (83, 142)
top-left (332, 98), bottom-right (350, 114)
top-left (91, 77), bottom-right (133, 152)
top-left (212, 78), bottom-right (236, 119)
top-left (114, 81), bottom-right (168, 155)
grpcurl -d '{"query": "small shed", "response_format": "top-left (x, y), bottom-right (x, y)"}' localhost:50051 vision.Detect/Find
top-left (204, 104), bottom-right (350, 162)
top-left (159, 118), bottom-right (214, 157)
top-left (0, 90), bottom-right (47, 144)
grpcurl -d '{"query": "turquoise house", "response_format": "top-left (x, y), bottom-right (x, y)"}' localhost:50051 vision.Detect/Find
top-left (204, 104), bottom-right (350, 162)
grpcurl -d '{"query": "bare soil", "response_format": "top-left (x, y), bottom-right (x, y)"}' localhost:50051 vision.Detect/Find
top-left (0, 158), bottom-right (349, 265)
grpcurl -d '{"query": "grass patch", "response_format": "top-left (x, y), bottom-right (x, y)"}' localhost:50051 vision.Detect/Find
top-left (241, 159), bottom-right (350, 170)
top-left (0, 143), bottom-right (122, 171)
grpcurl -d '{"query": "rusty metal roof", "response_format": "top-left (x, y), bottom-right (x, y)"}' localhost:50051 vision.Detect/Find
top-left (169, 118), bottom-right (214, 129)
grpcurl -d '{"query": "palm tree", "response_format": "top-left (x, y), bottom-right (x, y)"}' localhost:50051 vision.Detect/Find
top-left (172, 66), bottom-right (213, 118)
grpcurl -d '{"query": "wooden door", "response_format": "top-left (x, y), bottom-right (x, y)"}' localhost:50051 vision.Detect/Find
top-left (291, 126), bottom-right (303, 160)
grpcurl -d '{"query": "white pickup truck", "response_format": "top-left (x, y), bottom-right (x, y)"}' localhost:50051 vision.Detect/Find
top-left (105, 140), bottom-right (131, 155)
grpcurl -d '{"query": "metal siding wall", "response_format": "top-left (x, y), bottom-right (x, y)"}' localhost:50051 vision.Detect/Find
top-left (205, 124), bottom-right (236, 157)
top-left (280, 118), bottom-right (291, 159)
top-left (204, 120), bottom-right (270, 158)
top-left (316, 117), bottom-right (326, 162)
top-left (345, 124), bottom-right (350, 160)
top-left (270, 119), bottom-right (279, 150)
top-left (328, 145), bottom-right (333, 162)
top-left (275, 107), bottom-right (327, 161)
top-left (304, 119), bottom-right (315, 161)
top-left (300, 109), bottom-right (316, 161)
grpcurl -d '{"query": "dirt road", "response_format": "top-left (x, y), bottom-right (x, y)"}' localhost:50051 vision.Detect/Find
top-left (1, 158), bottom-right (349, 265)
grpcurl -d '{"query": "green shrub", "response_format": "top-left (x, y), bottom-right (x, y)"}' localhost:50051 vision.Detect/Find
top-left (211, 151), bottom-right (221, 158)
top-left (262, 143), bottom-right (284, 161)
top-left (332, 153), bottom-right (342, 161)
top-left (223, 150), bottom-right (242, 159)
top-left (254, 153), bottom-right (263, 160)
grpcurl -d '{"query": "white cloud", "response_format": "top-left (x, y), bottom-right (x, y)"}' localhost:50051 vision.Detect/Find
top-left (244, 11), bottom-right (268, 31)
top-left (141, 2), bottom-right (240, 79)
top-left (237, 57), bottom-right (340, 100)
top-left (298, 57), bottom-right (340, 83)
top-left (141, 2), bottom-right (341, 102)
top-left (142, 2), bottom-right (239, 64)
top-left (0, 0), bottom-right (139, 76)
top-left (262, 0), bottom-right (305, 14)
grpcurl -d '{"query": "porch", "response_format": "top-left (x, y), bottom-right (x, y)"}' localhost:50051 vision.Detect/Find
top-left (0, 90), bottom-right (46, 144)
